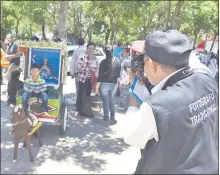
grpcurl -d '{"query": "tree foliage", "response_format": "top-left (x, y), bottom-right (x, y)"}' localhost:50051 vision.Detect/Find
top-left (1, 1), bottom-right (218, 46)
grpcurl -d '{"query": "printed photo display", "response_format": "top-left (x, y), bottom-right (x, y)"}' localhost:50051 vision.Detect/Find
top-left (29, 47), bottom-right (61, 86)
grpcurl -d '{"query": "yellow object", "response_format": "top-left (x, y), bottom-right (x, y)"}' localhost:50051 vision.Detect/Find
top-left (9, 129), bottom-right (14, 134)
top-left (28, 122), bottom-right (42, 135)
top-left (9, 122), bottom-right (43, 135)
top-left (0, 48), bottom-right (10, 68)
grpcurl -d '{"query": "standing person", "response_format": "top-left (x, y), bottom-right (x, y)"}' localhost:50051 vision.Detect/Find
top-left (113, 40), bottom-right (124, 97)
top-left (76, 42), bottom-right (99, 114)
top-left (113, 40), bottom-right (124, 61)
top-left (117, 30), bottom-right (218, 174)
top-left (5, 34), bottom-right (22, 104)
top-left (117, 52), bottom-right (132, 110)
top-left (5, 34), bottom-right (21, 82)
top-left (95, 47), bottom-right (121, 124)
top-left (70, 38), bottom-right (86, 97)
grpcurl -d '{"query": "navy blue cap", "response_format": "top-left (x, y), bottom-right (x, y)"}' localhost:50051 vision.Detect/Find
top-left (144, 30), bottom-right (192, 66)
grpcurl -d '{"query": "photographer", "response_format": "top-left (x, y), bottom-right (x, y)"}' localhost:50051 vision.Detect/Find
top-left (117, 30), bottom-right (218, 174)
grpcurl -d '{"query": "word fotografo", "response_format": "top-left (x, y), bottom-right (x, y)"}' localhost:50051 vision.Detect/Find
top-left (189, 93), bottom-right (217, 126)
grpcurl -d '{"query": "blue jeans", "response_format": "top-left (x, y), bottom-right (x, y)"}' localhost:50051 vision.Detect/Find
top-left (22, 91), bottom-right (48, 112)
top-left (99, 83), bottom-right (117, 120)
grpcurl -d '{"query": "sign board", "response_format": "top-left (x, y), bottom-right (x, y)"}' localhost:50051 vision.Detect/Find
top-left (29, 47), bottom-right (62, 86)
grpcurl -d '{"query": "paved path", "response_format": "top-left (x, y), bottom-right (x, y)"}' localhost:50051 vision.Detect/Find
top-left (1, 76), bottom-right (140, 174)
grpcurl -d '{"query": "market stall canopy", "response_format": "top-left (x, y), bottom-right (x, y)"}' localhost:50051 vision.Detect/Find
top-left (196, 38), bottom-right (219, 54)
top-left (195, 48), bottom-right (204, 52)
top-left (197, 40), bottom-right (205, 49)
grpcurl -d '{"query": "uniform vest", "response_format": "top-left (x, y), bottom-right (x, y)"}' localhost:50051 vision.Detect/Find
top-left (135, 70), bottom-right (219, 174)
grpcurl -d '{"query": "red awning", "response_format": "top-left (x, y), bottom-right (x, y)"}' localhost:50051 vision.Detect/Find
top-left (197, 40), bottom-right (205, 49)
top-left (195, 48), bottom-right (204, 52)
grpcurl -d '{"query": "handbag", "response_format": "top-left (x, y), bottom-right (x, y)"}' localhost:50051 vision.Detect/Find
top-left (79, 96), bottom-right (94, 118)
top-left (90, 94), bottom-right (102, 112)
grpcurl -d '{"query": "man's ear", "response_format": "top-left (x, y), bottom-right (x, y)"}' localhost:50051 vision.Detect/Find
top-left (149, 59), bottom-right (158, 74)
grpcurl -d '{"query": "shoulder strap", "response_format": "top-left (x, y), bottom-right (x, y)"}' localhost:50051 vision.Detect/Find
top-left (162, 67), bottom-right (212, 90)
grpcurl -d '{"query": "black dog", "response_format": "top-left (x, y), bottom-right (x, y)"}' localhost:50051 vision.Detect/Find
top-left (8, 69), bottom-right (24, 105)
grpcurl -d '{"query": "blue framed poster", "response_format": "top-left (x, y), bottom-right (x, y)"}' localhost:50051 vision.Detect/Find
top-left (29, 47), bottom-right (62, 86)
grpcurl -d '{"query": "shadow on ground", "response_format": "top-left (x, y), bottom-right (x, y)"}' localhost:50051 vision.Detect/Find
top-left (1, 92), bottom-right (128, 174)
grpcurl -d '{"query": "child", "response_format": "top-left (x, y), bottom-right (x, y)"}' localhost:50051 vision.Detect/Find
top-left (22, 64), bottom-right (48, 117)
top-left (7, 68), bottom-right (24, 106)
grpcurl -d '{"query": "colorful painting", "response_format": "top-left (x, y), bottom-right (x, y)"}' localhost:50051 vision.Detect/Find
top-left (29, 47), bottom-right (61, 86)
top-left (16, 96), bottom-right (61, 123)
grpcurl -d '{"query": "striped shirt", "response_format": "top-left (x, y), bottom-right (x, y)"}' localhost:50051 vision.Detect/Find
top-left (24, 76), bottom-right (47, 92)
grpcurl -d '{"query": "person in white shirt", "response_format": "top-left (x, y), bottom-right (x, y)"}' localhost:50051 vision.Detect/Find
top-left (70, 38), bottom-right (86, 97)
top-left (117, 30), bottom-right (218, 174)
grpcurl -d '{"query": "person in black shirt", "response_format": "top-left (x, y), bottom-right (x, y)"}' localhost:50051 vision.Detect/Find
top-left (95, 48), bottom-right (121, 124)
top-left (8, 68), bottom-right (24, 106)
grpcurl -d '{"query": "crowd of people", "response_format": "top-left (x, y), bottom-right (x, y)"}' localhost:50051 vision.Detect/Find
top-left (69, 38), bottom-right (142, 124)
top-left (70, 31), bottom-right (218, 174)
top-left (0, 29), bottom-right (219, 174)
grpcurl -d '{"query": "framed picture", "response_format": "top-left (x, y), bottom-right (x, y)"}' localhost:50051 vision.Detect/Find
top-left (29, 47), bottom-right (62, 86)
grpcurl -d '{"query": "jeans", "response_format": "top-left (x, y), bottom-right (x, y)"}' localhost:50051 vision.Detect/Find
top-left (99, 82), bottom-right (117, 120)
top-left (22, 91), bottom-right (48, 112)
top-left (76, 78), bottom-right (92, 110)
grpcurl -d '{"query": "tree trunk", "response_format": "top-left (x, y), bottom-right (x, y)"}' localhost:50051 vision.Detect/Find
top-left (113, 31), bottom-right (117, 45)
top-left (193, 31), bottom-right (198, 49)
top-left (53, 1), bottom-right (69, 39)
top-left (170, 1), bottom-right (184, 28)
top-left (15, 19), bottom-right (19, 37)
top-left (73, 12), bottom-right (77, 39)
top-left (204, 33), bottom-right (208, 52)
top-left (110, 30), bottom-right (115, 45)
top-left (29, 24), bottom-right (32, 37)
top-left (1, 1), bottom-right (3, 27)
top-left (105, 29), bottom-right (110, 45)
top-left (82, 29), bottom-right (88, 39)
top-left (164, 1), bottom-right (171, 29)
top-left (109, 18), bottom-right (115, 45)
top-left (210, 32), bottom-right (217, 52)
top-left (88, 29), bottom-right (92, 42)
top-left (42, 23), bottom-right (47, 41)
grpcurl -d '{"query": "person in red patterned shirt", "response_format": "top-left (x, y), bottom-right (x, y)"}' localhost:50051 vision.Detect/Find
top-left (76, 42), bottom-right (99, 113)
